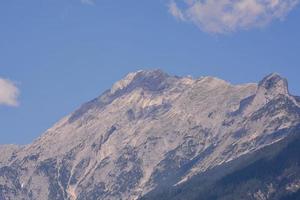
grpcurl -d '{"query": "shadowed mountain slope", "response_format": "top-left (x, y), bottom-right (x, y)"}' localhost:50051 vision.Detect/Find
top-left (141, 124), bottom-right (300, 200)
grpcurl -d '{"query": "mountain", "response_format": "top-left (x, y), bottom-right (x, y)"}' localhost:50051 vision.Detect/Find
top-left (0, 70), bottom-right (300, 200)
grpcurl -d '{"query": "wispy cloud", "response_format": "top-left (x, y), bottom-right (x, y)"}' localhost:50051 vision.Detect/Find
top-left (81, 0), bottom-right (95, 5)
top-left (0, 78), bottom-right (20, 107)
top-left (169, 1), bottom-right (186, 21)
top-left (169, 0), bottom-right (299, 34)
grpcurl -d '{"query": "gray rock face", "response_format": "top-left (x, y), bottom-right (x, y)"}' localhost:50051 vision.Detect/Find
top-left (1, 70), bottom-right (299, 200)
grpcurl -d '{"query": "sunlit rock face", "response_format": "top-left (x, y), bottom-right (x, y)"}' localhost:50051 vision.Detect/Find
top-left (1, 70), bottom-right (299, 200)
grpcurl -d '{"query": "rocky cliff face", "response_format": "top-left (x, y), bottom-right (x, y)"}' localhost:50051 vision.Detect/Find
top-left (1, 70), bottom-right (299, 200)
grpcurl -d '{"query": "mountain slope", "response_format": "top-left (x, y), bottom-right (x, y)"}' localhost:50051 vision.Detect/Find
top-left (141, 124), bottom-right (300, 200)
top-left (0, 70), bottom-right (299, 200)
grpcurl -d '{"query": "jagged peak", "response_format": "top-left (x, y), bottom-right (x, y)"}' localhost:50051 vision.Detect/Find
top-left (111, 70), bottom-right (251, 95)
top-left (69, 70), bottom-right (172, 123)
top-left (258, 73), bottom-right (289, 96)
top-left (241, 73), bottom-right (291, 115)
top-left (111, 71), bottom-right (139, 94)
top-left (132, 69), bottom-right (170, 82)
top-left (199, 76), bottom-right (231, 86)
top-left (110, 69), bottom-right (171, 94)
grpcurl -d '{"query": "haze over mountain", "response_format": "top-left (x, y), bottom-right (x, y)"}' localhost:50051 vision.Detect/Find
top-left (0, 70), bottom-right (300, 200)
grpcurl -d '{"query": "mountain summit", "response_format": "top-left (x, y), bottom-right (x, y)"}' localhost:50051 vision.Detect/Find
top-left (110, 69), bottom-right (171, 93)
top-left (1, 70), bottom-right (300, 200)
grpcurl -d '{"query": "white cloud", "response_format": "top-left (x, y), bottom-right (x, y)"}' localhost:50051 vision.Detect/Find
top-left (81, 0), bottom-right (95, 5)
top-left (169, 1), bottom-right (186, 21)
top-left (0, 78), bottom-right (20, 107)
top-left (169, 0), bottom-right (299, 33)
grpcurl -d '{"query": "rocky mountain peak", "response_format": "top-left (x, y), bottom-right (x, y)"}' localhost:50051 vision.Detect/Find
top-left (258, 73), bottom-right (289, 96)
top-left (110, 69), bottom-right (171, 94)
top-left (242, 73), bottom-right (291, 115)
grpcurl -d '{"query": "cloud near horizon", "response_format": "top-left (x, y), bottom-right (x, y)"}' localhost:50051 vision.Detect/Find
top-left (169, 0), bottom-right (299, 33)
top-left (0, 78), bottom-right (20, 107)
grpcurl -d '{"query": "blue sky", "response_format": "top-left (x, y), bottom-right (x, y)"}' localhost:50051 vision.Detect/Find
top-left (1, 0), bottom-right (300, 144)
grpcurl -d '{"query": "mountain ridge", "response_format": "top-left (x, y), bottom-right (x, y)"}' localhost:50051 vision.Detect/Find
top-left (0, 70), bottom-right (299, 200)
